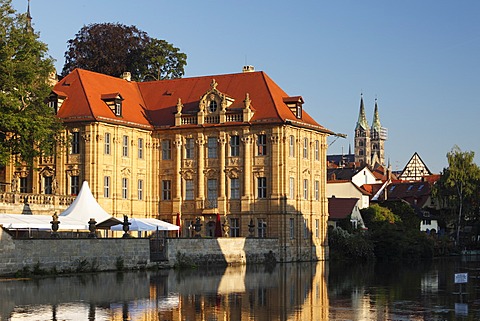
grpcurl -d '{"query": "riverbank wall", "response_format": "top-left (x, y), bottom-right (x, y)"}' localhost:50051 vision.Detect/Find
top-left (0, 227), bottom-right (280, 276)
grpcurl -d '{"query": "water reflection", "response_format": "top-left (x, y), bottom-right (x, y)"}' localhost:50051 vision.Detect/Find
top-left (1, 257), bottom-right (480, 320)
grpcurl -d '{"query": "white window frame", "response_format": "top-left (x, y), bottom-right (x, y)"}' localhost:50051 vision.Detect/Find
top-left (104, 176), bottom-right (110, 198)
top-left (257, 177), bottom-right (267, 199)
top-left (104, 132), bottom-right (111, 155)
top-left (122, 178), bottom-right (128, 199)
top-left (122, 135), bottom-right (129, 157)
top-left (138, 138), bottom-right (144, 159)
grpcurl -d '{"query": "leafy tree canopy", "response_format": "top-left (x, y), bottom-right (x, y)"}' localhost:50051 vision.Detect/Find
top-left (0, 0), bottom-right (62, 166)
top-left (362, 203), bottom-right (401, 227)
top-left (433, 145), bottom-right (480, 245)
top-left (61, 23), bottom-right (187, 81)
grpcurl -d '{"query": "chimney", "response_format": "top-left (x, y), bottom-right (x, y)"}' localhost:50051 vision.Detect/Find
top-left (121, 72), bottom-right (131, 81)
top-left (242, 65), bottom-right (255, 73)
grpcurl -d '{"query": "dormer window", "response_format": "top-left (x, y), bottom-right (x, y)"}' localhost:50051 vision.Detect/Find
top-left (209, 100), bottom-right (217, 112)
top-left (101, 93), bottom-right (124, 117)
top-left (283, 96), bottom-right (304, 119)
top-left (48, 90), bottom-right (67, 114)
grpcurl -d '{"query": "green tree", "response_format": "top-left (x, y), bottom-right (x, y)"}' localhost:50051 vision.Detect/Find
top-left (361, 203), bottom-right (401, 228)
top-left (433, 146), bottom-right (480, 246)
top-left (0, 0), bottom-right (62, 166)
top-left (61, 23), bottom-right (187, 81)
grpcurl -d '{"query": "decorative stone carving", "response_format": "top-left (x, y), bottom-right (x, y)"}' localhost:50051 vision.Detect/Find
top-left (180, 169), bottom-right (195, 180)
top-left (225, 168), bottom-right (242, 179)
top-left (121, 167), bottom-right (131, 177)
top-left (244, 93), bottom-right (251, 109)
top-left (204, 168), bottom-right (218, 179)
top-left (176, 98), bottom-right (183, 114)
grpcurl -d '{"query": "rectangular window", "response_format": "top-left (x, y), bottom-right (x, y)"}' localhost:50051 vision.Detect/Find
top-left (257, 134), bottom-right (267, 156)
top-left (289, 177), bottom-right (295, 199)
top-left (303, 138), bottom-right (308, 159)
top-left (138, 179), bottom-right (143, 200)
top-left (289, 136), bottom-right (295, 157)
top-left (122, 135), bottom-right (129, 157)
top-left (104, 132), bottom-right (111, 155)
top-left (303, 179), bottom-right (308, 200)
top-left (230, 218), bottom-right (240, 237)
top-left (71, 175), bottom-right (79, 195)
top-left (122, 178), bottom-right (128, 199)
top-left (162, 180), bottom-right (171, 200)
top-left (185, 179), bottom-right (194, 200)
top-left (257, 218), bottom-right (267, 238)
top-left (289, 218), bottom-right (295, 239)
top-left (315, 219), bottom-right (319, 238)
top-left (207, 179), bottom-right (218, 208)
top-left (162, 140), bottom-right (171, 160)
top-left (315, 140), bottom-right (319, 161)
top-left (20, 177), bottom-right (27, 193)
top-left (230, 178), bottom-right (240, 200)
top-left (104, 176), bottom-right (110, 198)
top-left (138, 138), bottom-right (144, 159)
top-left (304, 219), bottom-right (308, 239)
top-left (230, 135), bottom-right (240, 157)
top-left (185, 138), bottom-right (194, 159)
top-left (257, 177), bottom-right (267, 199)
top-left (71, 132), bottom-right (80, 154)
top-left (315, 180), bottom-right (319, 201)
top-left (44, 176), bottom-right (52, 194)
top-left (207, 137), bottom-right (217, 159)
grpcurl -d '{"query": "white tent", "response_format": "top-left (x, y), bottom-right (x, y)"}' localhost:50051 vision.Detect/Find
top-left (0, 214), bottom-right (87, 230)
top-left (110, 218), bottom-right (180, 232)
top-left (60, 181), bottom-right (120, 227)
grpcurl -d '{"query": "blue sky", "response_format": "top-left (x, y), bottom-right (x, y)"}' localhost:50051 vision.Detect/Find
top-left (12, 0), bottom-right (480, 173)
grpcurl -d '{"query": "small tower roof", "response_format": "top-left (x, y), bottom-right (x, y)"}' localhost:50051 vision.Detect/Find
top-left (371, 98), bottom-right (382, 132)
top-left (355, 94), bottom-right (369, 130)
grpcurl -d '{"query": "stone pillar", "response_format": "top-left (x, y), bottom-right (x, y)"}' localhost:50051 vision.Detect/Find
top-left (196, 135), bottom-right (205, 209)
top-left (218, 134), bottom-right (226, 214)
top-left (241, 134), bottom-right (252, 212)
top-left (173, 135), bottom-right (183, 213)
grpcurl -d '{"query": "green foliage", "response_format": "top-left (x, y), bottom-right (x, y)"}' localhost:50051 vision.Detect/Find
top-left (362, 203), bottom-right (401, 228)
top-left (0, 0), bottom-right (63, 166)
top-left (174, 251), bottom-right (197, 269)
top-left (382, 200), bottom-right (420, 230)
top-left (370, 224), bottom-right (434, 260)
top-left (328, 227), bottom-right (374, 261)
top-left (62, 23), bottom-right (187, 81)
top-left (433, 146), bottom-right (480, 246)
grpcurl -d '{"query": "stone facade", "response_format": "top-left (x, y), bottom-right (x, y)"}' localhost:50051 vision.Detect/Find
top-left (2, 68), bottom-right (333, 262)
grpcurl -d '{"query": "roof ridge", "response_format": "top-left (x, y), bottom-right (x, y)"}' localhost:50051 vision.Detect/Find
top-left (75, 69), bottom-right (97, 121)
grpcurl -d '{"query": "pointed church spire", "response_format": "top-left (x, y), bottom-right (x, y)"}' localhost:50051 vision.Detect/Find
top-left (355, 93), bottom-right (369, 130)
top-left (371, 98), bottom-right (382, 132)
top-left (25, 0), bottom-right (33, 32)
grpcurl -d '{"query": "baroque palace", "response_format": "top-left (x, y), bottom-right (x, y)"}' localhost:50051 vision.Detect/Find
top-left (3, 66), bottom-right (333, 261)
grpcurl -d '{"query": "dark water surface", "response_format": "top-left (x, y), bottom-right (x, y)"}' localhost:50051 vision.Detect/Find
top-left (1, 257), bottom-right (479, 320)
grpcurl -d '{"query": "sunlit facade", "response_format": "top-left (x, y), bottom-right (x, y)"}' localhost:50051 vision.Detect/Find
top-left (3, 68), bottom-right (332, 261)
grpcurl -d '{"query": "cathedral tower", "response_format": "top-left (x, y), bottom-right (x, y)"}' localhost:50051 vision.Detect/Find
top-left (354, 94), bottom-right (371, 166)
top-left (370, 98), bottom-right (386, 166)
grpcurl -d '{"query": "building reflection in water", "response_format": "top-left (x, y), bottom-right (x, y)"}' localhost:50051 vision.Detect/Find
top-left (2, 262), bottom-right (328, 321)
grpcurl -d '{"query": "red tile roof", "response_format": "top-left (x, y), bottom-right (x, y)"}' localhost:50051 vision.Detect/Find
top-left (54, 69), bottom-right (332, 133)
top-left (328, 197), bottom-right (359, 220)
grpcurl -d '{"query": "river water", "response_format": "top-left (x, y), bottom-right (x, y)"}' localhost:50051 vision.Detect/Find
top-left (0, 257), bottom-right (479, 320)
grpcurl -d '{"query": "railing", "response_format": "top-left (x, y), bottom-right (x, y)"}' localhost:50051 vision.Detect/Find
top-left (226, 113), bottom-right (243, 122)
top-left (181, 116), bottom-right (197, 125)
top-left (0, 193), bottom-right (76, 206)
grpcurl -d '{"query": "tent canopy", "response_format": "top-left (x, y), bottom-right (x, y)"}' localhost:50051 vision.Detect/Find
top-left (60, 181), bottom-right (121, 227)
top-left (111, 218), bottom-right (180, 232)
top-left (0, 214), bottom-right (87, 230)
